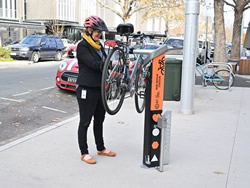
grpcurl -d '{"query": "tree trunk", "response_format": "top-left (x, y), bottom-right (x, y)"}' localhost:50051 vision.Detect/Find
top-left (230, 6), bottom-right (244, 61)
top-left (214, 0), bottom-right (226, 63)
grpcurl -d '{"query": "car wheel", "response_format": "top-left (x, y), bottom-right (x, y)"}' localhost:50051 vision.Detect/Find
top-left (55, 51), bottom-right (62, 61)
top-left (31, 51), bottom-right (40, 63)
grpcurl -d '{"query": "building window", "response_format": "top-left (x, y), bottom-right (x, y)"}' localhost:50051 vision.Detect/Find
top-left (24, 0), bottom-right (27, 19)
top-left (56, 0), bottom-right (75, 21)
top-left (5, 0), bottom-right (8, 17)
top-left (0, 0), bottom-right (16, 19)
top-left (0, 0), bottom-right (3, 17)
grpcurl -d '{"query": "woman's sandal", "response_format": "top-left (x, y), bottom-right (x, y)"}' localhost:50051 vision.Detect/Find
top-left (81, 154), bottom-right (96, 164)
top-left (97, 149), bottom-right (116, 157)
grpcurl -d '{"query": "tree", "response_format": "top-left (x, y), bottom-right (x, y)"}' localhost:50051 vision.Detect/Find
top-left (45, 20), bottom-right (58, 35)
top-left (141, 0), bottom-right (185, 35)
top-left (96, 0), bottom-right (148, 23)
top-left (214, 0), bottom-right (227, 62)
top-left (224, 0), bottom-right (250, 61)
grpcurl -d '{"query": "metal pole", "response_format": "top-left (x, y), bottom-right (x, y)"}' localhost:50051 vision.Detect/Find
top-left (205, 11), bottom-right (208, 64)
top-left (180, 0), bottom-right (200, 115)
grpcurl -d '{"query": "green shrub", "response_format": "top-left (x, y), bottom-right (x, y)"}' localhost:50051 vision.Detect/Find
top-left (0, 47), bottom-right (13, 61)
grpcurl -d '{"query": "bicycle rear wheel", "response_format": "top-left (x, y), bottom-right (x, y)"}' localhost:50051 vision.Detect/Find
top-left (212, 69), bottom-right (235, 90)
top-left (134, 63), bottom-right (146, 113)
top-left (101, 47), bottom-right (126, 115)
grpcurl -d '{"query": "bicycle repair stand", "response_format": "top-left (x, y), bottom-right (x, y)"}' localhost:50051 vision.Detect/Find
top-left (138, 46), bottom-right (172, 172)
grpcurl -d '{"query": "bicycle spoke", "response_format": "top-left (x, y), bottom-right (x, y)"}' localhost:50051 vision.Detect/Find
top-left (101, 47), bottom-right (126, 115)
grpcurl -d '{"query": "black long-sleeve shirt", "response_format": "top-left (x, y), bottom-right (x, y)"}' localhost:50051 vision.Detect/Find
top-left (76, 38), bottom-right (107, 87)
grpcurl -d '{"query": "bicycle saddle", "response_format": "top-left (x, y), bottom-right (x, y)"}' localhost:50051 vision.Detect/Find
top-left (117, 23), bottom-right (134, 35)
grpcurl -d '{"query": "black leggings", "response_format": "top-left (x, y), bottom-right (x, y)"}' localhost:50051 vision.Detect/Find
top-left (76, 85), bottom-right (106, 155)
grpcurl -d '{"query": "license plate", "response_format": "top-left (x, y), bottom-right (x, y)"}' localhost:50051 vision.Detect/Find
top-left (67, 77), bottom-right (77, 83)
top-left (10, 52), bottom-right (16, 56)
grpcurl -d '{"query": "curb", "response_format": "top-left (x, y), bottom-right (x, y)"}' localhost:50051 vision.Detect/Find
top-left (0, 60), bottom-right (32, 65)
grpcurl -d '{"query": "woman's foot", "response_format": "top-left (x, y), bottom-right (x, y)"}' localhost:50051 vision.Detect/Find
top-left (81, 154), bottom-right (96, 164)
top-left (97, 149), bottom-right (116, 157)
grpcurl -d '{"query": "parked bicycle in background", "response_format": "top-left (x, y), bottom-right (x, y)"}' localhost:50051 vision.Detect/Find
top-left (196, 62), bottom-right (235, 90)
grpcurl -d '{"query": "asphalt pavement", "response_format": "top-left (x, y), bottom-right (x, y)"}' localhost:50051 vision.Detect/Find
top-left (0, 59), bottom-right (78, 146)
top-left (0, 85), bottom-right (250, 188)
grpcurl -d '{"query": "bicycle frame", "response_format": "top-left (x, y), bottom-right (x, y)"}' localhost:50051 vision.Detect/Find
top-left (196, 63), bottom-right (215, 81)
top-left (106, 45), bottom-right (144, 94)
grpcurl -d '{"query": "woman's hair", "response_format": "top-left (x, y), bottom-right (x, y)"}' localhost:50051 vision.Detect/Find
top-left (84, 28), bottom-right (93, 36)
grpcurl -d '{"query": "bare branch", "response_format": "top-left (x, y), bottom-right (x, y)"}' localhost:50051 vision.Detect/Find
top-left (244, 4), bottom-right (250, 11)
top-left (224, 0), bottom-right (236, 8)
top-left (129, 5), bottom-right (148, 16)
top-left (96, 0), bottom-right (123, 18)
top-left (111, 0), bottom-right (123, 7)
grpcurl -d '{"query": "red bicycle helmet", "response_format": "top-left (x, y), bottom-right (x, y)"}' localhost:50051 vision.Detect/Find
top-left (84, 16), bottom-right (108, 32)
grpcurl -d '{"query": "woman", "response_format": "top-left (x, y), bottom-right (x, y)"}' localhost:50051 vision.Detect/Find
top-left (76, 16), bottom-right (116, 164)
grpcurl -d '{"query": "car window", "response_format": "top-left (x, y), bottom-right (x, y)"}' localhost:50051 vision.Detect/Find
top-left (45, 38), bottom-right (50, 45)
top-left (55, 38), bottom-right (64, 46)
top-left (198, 41), bottom-right (203, 48)
top-left (20, 36), bottom-right (41, 45)
top-left (41, 37), bottom-right (47, 44)
top-left (49, 37), bottom-right (56, 48)
top-left (165, 39), bottom-right (183, 48)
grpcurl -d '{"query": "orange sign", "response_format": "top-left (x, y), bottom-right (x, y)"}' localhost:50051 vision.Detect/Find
top-left (150, 53), bottom-right (165, 111)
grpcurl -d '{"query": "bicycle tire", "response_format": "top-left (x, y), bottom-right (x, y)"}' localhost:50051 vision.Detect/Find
top-left (212, 69), bottom-right (235, 90)
top-left (101, 47), bottom-right (126, 115)
top-left (134, 63), bottom-right (146, 113)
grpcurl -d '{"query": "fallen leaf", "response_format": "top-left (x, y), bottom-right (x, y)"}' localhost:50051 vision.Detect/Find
top-left (12, 122), bottom-right (20, 127)
top-left (51, 118), bottom-right (61, 122)
top-left (214, 170), bottom-right (224, 174)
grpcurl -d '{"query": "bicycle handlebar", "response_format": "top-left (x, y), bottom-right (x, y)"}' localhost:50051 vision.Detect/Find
top-left (131, 33), bottom-right (166, 39)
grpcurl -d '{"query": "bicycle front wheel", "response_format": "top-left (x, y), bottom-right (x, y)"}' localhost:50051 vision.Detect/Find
top-left (212, 69), bottom-right (235, 90)
top-left (134, 63), bottom-right (146, 113)
top-left (101, 47), bottom-right (126, 115)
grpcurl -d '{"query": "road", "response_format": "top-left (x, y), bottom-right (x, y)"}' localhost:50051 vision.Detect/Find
top-left (0, 59), bottom-right (78, 146)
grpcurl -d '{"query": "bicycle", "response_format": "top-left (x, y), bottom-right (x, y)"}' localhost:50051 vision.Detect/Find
top-left (101, 23), bottom-right (166, 115)
top-left (195, 62), bottom-right (235, 90)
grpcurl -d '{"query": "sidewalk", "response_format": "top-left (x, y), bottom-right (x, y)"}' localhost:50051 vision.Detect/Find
top-left (0, 86), bottom-right (250, 188)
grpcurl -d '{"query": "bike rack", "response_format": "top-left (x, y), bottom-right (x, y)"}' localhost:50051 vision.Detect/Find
top-left (201, 62), bottom-right (234, 89)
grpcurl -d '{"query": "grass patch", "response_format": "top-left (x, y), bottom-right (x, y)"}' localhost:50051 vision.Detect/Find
top-left (0, 47), bottom-right (13, 61)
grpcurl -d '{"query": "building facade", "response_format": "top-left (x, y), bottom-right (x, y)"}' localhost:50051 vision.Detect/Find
top-left (0, 0), bottom-right (46, 46)
top-left (0, 0), bottom-right (165, 46)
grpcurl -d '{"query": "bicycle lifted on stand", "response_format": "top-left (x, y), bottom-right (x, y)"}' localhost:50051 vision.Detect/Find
top-left (101, 23), bottom-right (166, 115)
